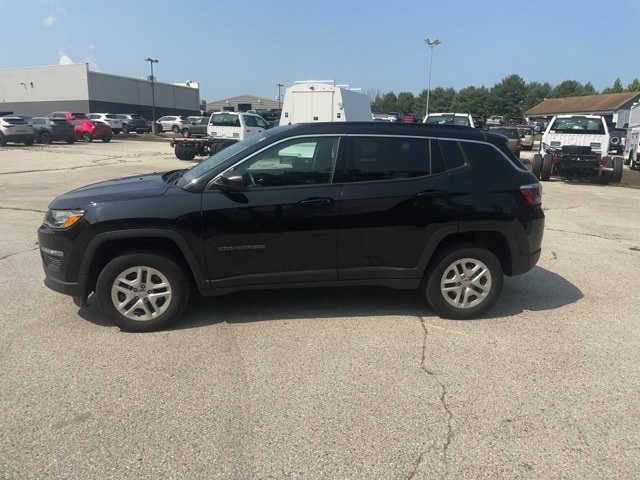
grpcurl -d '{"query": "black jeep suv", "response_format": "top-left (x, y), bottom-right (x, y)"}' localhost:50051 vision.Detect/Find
top-left (38, 122), bottom-right (544, 332)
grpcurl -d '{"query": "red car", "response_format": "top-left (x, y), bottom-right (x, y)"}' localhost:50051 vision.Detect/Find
top-left (71, 120), bottom-right (112, 142)
top-left (402, 113), bottom-right (421, 123)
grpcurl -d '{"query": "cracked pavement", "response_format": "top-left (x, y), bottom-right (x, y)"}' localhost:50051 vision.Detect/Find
top-left (1, 138), bottom-right (639, 479)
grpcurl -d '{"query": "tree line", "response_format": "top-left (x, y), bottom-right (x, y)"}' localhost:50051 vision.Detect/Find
top-left (369, 75), bottom-right (640, 120)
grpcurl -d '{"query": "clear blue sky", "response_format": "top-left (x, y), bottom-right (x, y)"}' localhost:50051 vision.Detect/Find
top-left (2, 0), bottom-right (639, 103)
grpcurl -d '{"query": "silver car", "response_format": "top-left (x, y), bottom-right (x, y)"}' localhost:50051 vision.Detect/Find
top-left (517, 125), bottom-right (535, 150)
top-left (155, 115), bottom-right (190, 134)
top-left (0, 115), bottom-right (35, 146)
top-left (87, 113), bottom-right (123, 134)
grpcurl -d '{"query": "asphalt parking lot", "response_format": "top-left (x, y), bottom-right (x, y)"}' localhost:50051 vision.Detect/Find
top-left (1, 137), bottom-right (639, 479)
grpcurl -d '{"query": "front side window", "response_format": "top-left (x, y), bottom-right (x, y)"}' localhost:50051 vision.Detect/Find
top-left (230, 136), bottom-right (340, 188)
top-left (347, 136), bottom-right (433, 182)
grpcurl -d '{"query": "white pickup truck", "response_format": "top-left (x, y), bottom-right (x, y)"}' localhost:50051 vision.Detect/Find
top-left (171, 111), bottom-right (270, 161)
top-left (533, 114), bottom-right (623, 184)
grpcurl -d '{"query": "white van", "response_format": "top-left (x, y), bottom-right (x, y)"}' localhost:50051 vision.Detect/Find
top-left (279, 81), bottom-right (372, 125)
top-left (207, 111), bottom-right (270, 141)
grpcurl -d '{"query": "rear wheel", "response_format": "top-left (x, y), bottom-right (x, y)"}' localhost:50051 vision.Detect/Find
top-left (82, 132), bottom-right (92, 143)
top-left (95, 252), bottom-right (190, 332)
top-left (0, 133), bottom-right (5, 146)
top-left (172, 125), bottom-right (180, 134)
top-left (40, 131), bottom-right (52, 144)
top-left (540, 153), bottom-right (553, 181)
top-left (422, 244), bottom-right (503, 320)
top-left (24, 139), bottom-right (34, 146)
top-left (181, 128), bottom-right (191, 138)
top-left (122, 125), bottom-right (130, 134)
top-left (102, 136), bottom-right (112, 143)
top-left (175, 144), bottom-right (197, 161)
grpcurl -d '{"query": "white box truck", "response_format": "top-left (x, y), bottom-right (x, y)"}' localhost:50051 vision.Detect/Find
top-left (279, 81), bottom-right (372, 125)
top-left (625, 102), bottom-right (640, 170)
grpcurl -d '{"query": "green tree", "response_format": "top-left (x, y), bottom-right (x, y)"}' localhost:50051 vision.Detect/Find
top-left (488, 74), bottom-right (527, 119)
top-left (524, 81), bottom-right (553, 111)
top-left (553, 80), bottom-right (594, 97)
top-left (451, 86), bottom-right (490, 117)
top-left (396, 91), bottom-right (417, 114)
top-left (420, 87), bottom-right (456, 114)
top-left (627, 78), bottom-right (640, 92)
top-left (602, 78), bottom-right (625, 94)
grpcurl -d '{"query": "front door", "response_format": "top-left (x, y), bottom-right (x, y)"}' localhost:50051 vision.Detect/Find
top-left (201, 135), bottom-right (343, 288)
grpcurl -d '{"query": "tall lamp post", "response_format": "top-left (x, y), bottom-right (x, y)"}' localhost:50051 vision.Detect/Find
top-left (144, 57), bottom-right (159, 134)
top-left (276, 83), bottom-right (284, 111)
top-left (424, 38), bottom-right (441, 117)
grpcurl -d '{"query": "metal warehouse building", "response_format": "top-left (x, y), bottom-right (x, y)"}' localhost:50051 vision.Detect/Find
top-left (0, 63), bottom-right (202, 119)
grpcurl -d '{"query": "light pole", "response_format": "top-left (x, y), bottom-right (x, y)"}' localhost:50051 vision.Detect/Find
top-left (424, 38), bottom-right (441, 117)
top-left (276, 83), bottom-right (284, 111)
top-left (144, 57), bottom-right (159, 134)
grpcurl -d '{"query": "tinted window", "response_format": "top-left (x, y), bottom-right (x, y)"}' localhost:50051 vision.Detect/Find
top-left (347, 136), bottom-right (433, 182)
top-left (437, 139), bottom-right (466, 170)
top-left (231, 136), bottom-right (340, 188)
top-left (461, 141), bottom-right (527, 171)
top-left (489, 127), bottom-right (520, 139)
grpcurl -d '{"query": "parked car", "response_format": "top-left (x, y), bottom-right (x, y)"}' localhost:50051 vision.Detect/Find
top-left (71, 119), bottom-right (112, 142)
top-left (402, 113), bottom-right (421, 123)
top-left (28, 117), bottom-right (76, 144)
top-left (37, 122), bottom-right (544, 332)
top-left (86, 113), bottom-right (123, 134)
top-left (486, 115), bottom-right (505, 126)
top-left (114, 114), bottom-right (150, 134)
top-left (156, 115), bottom-right (190, 134)
top-left (0, 115), bottom-right (35, 146)
top-left (423, 113), bottom-right (475, 128)
top-left (179, 116), bottom-right (209, 138)
top-left (516, 124), bottom-right (535, 150)
top-left (47, 112), bottom-right (88, 121)
top-left (488, 126), bottom-right (522, 157)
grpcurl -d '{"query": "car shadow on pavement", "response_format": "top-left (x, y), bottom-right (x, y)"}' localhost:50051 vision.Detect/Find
top-left (76, 266), bottom-right (582, 331)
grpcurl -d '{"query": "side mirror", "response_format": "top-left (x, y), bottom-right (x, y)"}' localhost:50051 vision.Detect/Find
top-left (213, 170), bottom-right (246, 191)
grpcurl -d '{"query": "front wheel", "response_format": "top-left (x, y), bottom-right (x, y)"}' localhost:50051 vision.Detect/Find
top-left (422, 244), bottom-right (503, 320)
top-left (532, 153), bottom-right (542, 179)
top-left (102, 136), bottom-right (112, 143)
top-left (181, 128), bottom-right (191, 138)
top-left (82, 132), bottom-right (92, 143)
top-left (172, 125), bottom-right (180, 134)
top-left (95, 252), bottom-right (190, 332)
top-left (612, 156), bottom-right (623, 183)
top-left (540, 153), bottom-right (553, 181)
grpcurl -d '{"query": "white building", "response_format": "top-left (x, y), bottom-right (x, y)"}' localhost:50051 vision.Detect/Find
top-left (0, 63), bottom-right (202, 118)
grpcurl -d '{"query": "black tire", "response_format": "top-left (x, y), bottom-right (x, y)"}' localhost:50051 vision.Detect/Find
top-left (422, 244), bottom-right (503, 320)
top-left (532, 153), bottom-right (542, 179)
top-left (540, 153), bottom-right (553, 181)
top-left (181, 128), bottom-right (191, 138)
top-left (612, 156), bottom-right (623, 183)
top-left (95, 252), bottom-right (190, 332)
top-left (66, 138), bottom-right (76, 144)
top-left (24, 139), bottom-right (34, 146)
top-left (172, 125), bottom-right (180, 134)
top-left (102, 136), bottom-right (112, 143)
top-left (122, 125), bottom-right (130, 134)
top-left (174, 144), bottom-right (197, 161)
top-left (82, 132), bottom-right (92, 143)
top-left (0, 133), bottom-right (5, 146)
top-left (40, 131), bottom-right (52, 144)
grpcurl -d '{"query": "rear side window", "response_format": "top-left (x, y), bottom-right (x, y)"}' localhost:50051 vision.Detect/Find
top-left (460, 141), bottom-right (527, 171)
top-left (347, 136), bottom-right (436, 182)
top-left (437, 140), bottom-right (467, 170)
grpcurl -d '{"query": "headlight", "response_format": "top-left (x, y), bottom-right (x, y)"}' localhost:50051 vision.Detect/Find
top-left (43, 209), bottom-right (85, 229)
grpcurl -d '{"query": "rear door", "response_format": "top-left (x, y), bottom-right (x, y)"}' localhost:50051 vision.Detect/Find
top-left (337, 134), bottom-right (458, 280)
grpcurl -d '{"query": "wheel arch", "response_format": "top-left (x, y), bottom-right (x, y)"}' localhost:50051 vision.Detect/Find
top-left (79, 229), bottom-right (208, 298)
top-left (418, 227), bottom-right (515, 278)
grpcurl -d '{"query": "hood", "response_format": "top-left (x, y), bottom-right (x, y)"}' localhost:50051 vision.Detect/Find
top-left (49, 172), bottom-right (171, 209)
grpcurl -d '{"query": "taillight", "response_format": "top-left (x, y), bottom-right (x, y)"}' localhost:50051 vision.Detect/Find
top-left (551, 155), bottom-right (559, 164)
top-left (516, 139), bottom-right (521, 148)
top-left (520, 183), bottom-right (542, 205)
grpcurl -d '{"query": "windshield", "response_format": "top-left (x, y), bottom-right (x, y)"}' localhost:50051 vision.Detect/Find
top-left (176, 129), bottom-right (280, 187)
top-left (425, 115), bottom-right (471, 126)
top-left (549, 117), bottom-right (605, 134)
